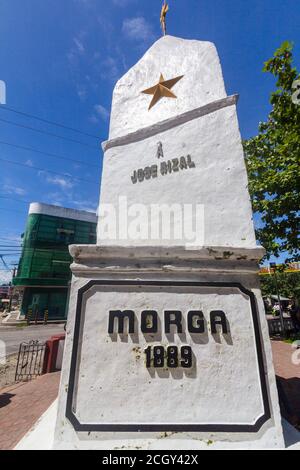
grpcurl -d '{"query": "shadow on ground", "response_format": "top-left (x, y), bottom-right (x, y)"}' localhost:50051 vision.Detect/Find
top-left (0, 392), bottom-right (15, 409)
top-left (277, 376), bottom-right (300, 431)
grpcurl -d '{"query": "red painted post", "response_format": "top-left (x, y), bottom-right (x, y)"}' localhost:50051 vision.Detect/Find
top-left (42, 334), bottom-right (65, 374)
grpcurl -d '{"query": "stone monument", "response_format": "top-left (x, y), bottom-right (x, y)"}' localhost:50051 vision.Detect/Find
top-left (53, 36), bottom-right (285, 449)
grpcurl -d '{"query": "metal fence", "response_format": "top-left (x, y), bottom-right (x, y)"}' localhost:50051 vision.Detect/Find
top-left (15, 340), bottom-right (46, 382)
top-left (268, 317), bottom-right (295, 336)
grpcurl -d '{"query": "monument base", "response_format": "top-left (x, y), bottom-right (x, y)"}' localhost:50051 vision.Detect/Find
top-left (53, 245), bottom-right (285, 449)
top-left (16, 402), bottom-right (300, 450)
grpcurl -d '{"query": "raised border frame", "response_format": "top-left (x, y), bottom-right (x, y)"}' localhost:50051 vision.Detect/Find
top-left (66, 280), bottom-right (271, 433)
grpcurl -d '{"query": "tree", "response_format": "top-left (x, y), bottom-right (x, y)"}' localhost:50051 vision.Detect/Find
top-left (260, 271), bottom-right (300, 302)
top-left (243, 41), bottom-right (300, 262)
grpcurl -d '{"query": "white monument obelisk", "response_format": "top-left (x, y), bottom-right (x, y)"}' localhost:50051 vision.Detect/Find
top-left (53, 35), bottom-right (285, 449)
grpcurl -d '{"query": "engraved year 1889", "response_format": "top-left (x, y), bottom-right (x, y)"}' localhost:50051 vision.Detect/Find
top-left (108, 309), bottom-right (229, 370)
top-left (144, 345), bottom-right (193, 368)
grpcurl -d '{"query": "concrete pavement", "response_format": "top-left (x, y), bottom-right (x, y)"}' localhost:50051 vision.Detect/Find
top-left (0, 372), bottom-right (61, 450)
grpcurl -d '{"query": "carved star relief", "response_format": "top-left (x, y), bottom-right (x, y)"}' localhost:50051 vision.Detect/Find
top-left (141, 73), bottom-right (184, 110)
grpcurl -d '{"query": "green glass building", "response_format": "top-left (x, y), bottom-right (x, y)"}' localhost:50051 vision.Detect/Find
top-left (13, 203), bottom-right (97, 321)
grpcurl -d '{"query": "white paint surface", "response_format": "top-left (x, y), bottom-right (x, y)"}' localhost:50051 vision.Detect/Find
top-left (53, 257), bottom-right (284, 449)
top-left (53, 36), bottom-right (285, 449)
top-left (55, 339), bottom-right (65, 370)
top-left (73, 285), bottom-right (264, 427)
top-left (15, 399), bottom-right (300, 450)
top-left (98, 36), bottom-right (255, 249)
top-left (109, 36), bottom-right (226, 139)
top-left (98, 105), bottom-right (256, 248)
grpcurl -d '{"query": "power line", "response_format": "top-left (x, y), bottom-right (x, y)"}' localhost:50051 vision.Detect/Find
top-left (0, 246), bottom-right (22, 249)
top-left (0, 140), bottom-right (100, 168)
top-left (0, 117), bottom-right (100, 150)
top-left (0, 196), bottom-right (98, 214)
top-left (0, 252), bottom-right (22, 256)
top-left (0, 104), bottom-right (100, 139)
top-left (0, 195), bottom-right (31, 205)
top-left (0, 247), bottom-right (22, 250)
top-left (0, 156), bottom-right (99, 185)
top-left (0, 246), bottom-right (22, 248)
top-left (0, 207), bottom-right (25, 214)
top-left (0, 247), bottom-right (22, 249)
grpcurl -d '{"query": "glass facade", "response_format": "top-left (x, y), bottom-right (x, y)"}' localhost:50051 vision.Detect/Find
top-left (13, 210), bottom-right (97, 320)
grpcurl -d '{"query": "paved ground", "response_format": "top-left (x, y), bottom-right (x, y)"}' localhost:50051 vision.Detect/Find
top-left (0, 324), bottom-right (65, 359)
top-left (0, 372), bottom-right (61, 450)
top-left (271, 339), bottom-right (300, 425)
top-left (0, 339), bottom-right (299, 450)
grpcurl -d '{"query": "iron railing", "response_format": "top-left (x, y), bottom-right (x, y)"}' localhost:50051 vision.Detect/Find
top-left (268, 317), bottom-right (295, 336)
top-left (15, 340), bottom-right (46, 382)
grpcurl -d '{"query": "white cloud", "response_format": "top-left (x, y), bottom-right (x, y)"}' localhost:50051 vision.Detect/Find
top-left (73, 37), bottom-right (85, 54)
top-left (3, 184), bottom-right (26, 196)
top-left (15, 187), bottom-right (26, 196)
top-left (46, 176), bottom-right (74, 190)
top-left (100, 56), bottom-right (120, 81)
top-left (39, 171), bottom-right (74, 191)
top-left (67, 50), bottom-right (77, 65)
top-left (94, 104), bottom-right (109, 120)
top-left (77, 84), bottom-right (87, 101)
top-left (73, 199), bottom-right (97, 213)
top-left (122, 16), bottom-right (154, 42)
top-left (89, 114), bottom-right (98, 124)
top-left (89, 104), bottom-right (109, 124)
top-left (25, 159), bottom-right (33, 167)
top-left (67, 31), bottom-right (87, 66)
top-left (45, 191), bottom-right (97, 214)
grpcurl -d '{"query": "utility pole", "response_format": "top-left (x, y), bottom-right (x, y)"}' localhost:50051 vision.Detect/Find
top-left (270, 262), bottom-right (285, 337)
top-left (8, 267), bottom-right (17, 312)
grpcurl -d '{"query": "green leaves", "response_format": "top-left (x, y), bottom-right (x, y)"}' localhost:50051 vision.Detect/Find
top-left (244, 41), bottom-right (300, 263)
top-left (260, 271), bottom-right (300, 301)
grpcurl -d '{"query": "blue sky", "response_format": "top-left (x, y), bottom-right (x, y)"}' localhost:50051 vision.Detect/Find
top-left (0, 0), bottom-right (299, 281)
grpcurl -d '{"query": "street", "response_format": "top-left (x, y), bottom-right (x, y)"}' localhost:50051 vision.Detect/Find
top-left (0, 324), bottom-right (65, 358)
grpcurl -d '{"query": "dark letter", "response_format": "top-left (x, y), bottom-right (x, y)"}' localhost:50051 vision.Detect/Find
top-left (144, 167), bottom-right (151, 180)
top-left (157, 141), bottom-right (164, 159)
top-left (165, 311), bottom-right (183, 333)
top-left (187, 154), bottom-right (196, 168)
top-left (188, 311), bottom-right (205, 333)
top-left (108, 310), bottom-right (135, 334)
top-left (137, 169), bottom-right (144, 182)
top-left (151, 165), bottom-right (158, 178)
top-left (172, 158), bottom-right (179, 172)
top-left (131, 171), bottom-right (137, 184)
top-left (210, 310), bottom-right (228, 334)
top-left (160, 161), bottom-right (168, 175)
top-left (179, 156), bottom-right (187, 170)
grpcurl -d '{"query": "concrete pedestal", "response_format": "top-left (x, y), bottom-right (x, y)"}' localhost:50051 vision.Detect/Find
top-left (53, 245), bottom-right (284, 449)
